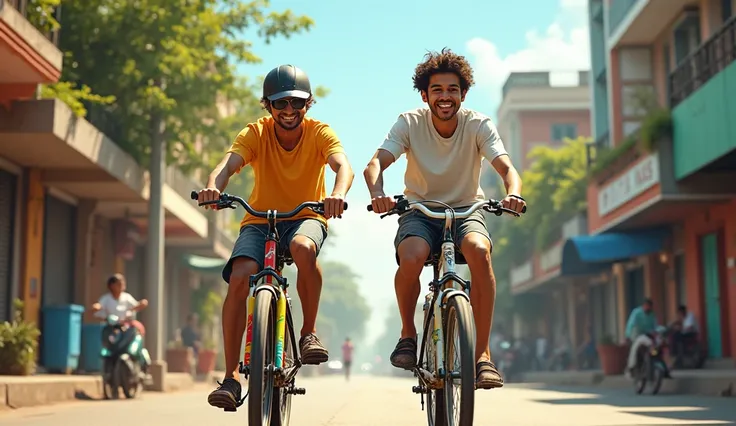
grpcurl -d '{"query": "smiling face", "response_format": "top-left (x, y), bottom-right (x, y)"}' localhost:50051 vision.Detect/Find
top-left (421, 72), bottom-right (466, 121)
top-left (268, 96), bottom-right (308, 130)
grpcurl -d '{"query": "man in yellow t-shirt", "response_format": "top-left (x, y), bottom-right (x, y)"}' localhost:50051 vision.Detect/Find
top-left (195, 64), bottom-right (354, 412)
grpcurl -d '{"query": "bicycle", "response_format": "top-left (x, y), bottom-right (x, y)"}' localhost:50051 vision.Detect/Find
top-left (191, 191), bottom-right (348, 426)
top-left (367, 195), bottom-right (525, 426)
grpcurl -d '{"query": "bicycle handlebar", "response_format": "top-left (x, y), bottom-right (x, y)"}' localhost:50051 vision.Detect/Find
top-left (190, 190), bottom-right (348, 219)
top-left (366, 195), bottom-right (526, 219)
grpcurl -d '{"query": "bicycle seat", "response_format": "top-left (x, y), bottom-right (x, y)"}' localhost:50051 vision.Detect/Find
top-left (394, 249), bottom-right (468, 266)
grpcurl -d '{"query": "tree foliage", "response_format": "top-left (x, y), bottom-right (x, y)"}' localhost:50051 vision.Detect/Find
top-left (491, 136), bottom-right (591, 318)
top-left (47, 0), bottom-right (314, 176)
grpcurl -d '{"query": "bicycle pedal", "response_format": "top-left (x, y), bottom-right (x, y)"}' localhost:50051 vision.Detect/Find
top-left (289, 387), bottom-right (306, 395)
top-left (412, 385), bottom-right (425, 394)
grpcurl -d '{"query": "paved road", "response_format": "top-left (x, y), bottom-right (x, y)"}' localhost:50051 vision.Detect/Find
top-left (1, 375), bottom-right (734, 425)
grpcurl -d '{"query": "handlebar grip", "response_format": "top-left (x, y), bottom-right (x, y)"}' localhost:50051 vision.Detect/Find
top-left (342, 202), bottom-right (349, 210)
top-left (367, 204), bottom-right (373, 212)
top-left (190, 190), bottom-right (198, 200)
top-left (522, 206), bottom-right (527, 214)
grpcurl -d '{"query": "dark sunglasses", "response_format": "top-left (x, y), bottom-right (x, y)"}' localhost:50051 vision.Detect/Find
top-left (271, 97), bottom-right (307, 110)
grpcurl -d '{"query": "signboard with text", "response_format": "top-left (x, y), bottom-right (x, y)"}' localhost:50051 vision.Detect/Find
top-left (598, 153), bottom-right (660, 217)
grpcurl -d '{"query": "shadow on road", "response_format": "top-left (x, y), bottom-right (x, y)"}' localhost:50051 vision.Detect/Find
top-left (519, 384), bottom-right (736, 424)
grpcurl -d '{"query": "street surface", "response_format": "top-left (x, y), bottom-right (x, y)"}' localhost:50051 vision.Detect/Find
top-left (1, 375), bottom-right (734, 425)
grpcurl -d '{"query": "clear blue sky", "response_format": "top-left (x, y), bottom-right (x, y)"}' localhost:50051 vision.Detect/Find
top-left (234, 0), bottom-right (590, 351)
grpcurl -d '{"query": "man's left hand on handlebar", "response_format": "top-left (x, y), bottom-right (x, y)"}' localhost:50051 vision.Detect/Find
top-left (323, 193), bottom-right (346, 218)
top-left (502, 194), bottom-right (527, 214)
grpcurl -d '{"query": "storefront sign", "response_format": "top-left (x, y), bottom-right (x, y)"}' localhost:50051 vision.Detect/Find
top-left (598, 153), bottom-right (660, 216)
top-left (540, 242), bottom-right (562, 272)
top-left (510, 261), bottom-right (533, 288)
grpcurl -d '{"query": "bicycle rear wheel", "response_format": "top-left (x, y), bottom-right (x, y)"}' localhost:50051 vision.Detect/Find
top-left (249, 290), bottom-right (276, 426)
top-left (422, 309), bottom-right (446, 426)
top-left (443, 296), bottom-right (475, 426)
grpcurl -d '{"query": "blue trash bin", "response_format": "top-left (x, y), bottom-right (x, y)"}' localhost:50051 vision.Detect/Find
top-left (81, 323), bottom-right (106, 373)
top-left (41, 304), bottom-right (84, 373)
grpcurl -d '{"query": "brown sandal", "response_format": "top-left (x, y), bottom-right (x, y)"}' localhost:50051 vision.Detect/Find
top-left (476, 360), bottom-right (504, 389)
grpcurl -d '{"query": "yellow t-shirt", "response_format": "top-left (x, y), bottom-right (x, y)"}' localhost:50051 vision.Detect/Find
top-left (227, 116), bottom-right (344, 228)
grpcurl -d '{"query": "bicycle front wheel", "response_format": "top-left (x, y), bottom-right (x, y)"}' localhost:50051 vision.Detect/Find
top-left (249, 290), bottom-right (276, 426)
top-left (443, 296), bottom-right (476, 426)
top-left (270, 315), bottom-right (294, 426)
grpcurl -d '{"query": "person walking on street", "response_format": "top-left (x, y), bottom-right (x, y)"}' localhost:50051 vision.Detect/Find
top-left (342, 337), bottom-right (354, 381)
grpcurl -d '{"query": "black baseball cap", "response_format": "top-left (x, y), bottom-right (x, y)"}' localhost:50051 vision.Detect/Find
top-left (263, 64), bottom-right (312, 101)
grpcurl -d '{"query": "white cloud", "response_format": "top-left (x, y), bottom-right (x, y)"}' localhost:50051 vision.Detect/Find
top-left (466, 0), bottom-right (591, 115)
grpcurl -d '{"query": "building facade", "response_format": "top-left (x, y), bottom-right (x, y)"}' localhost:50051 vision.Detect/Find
top-left (0, 1), bottom-right (235, 373)
top-left (582, 0), bottom-right (736, 363)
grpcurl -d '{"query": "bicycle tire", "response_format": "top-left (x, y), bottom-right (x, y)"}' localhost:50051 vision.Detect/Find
top-left (270, 315), bottom-right (294, 426)
top-left (424, 336), bottom-right (446, 426)
top-left (443, 296), bottom-right (476, 426)
top-left (249, 290), bottom-right (276, 426)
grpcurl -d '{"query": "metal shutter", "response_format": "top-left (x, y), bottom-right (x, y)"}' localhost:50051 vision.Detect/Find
top-left (0, 170), bottom-right (16, 321)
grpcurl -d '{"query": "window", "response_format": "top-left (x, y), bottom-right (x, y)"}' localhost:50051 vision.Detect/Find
top-left (723, 0), bottom-right (733, 23)
top-left (551, 123), bottom-right (577, 142)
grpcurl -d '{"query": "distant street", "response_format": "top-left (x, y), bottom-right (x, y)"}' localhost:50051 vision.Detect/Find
top-left (1, 375), bottom-right (734, 425)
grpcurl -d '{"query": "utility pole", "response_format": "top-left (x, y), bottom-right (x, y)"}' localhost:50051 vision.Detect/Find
top-left (145, 78), bottom-right (167, 390)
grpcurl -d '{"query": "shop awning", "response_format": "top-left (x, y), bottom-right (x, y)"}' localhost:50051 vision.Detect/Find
top-left (182, 254), bottom-right (227, 274)
top-left (562, 228), bottom-right (670, 274)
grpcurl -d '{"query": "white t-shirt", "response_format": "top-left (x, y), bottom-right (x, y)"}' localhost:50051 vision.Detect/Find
top-left (95, 292), bottom-right (139, 320)
top-left (379, 108), bottom-right (509, 207)
top-left (683, 312), bottom-right (699, 332)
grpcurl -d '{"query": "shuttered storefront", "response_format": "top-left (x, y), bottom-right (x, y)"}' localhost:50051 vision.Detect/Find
top-left (42, 194), bottom-right (77, 307)
top-left (0, 170), bottom-right (16, 321)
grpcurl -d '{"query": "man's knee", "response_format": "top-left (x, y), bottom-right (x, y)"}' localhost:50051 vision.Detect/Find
top-left (460, 233), bottom-right (492, 266)
top-left (229, 257), bottom-right (260, 299)
top-left (290, 236), bottom-right (318, 268)
top-left (397, 237), bottom-right (430, 271)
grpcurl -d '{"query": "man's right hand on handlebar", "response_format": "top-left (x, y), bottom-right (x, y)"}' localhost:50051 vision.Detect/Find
top-left (197, 187), bottom-right (221, 210)
top-left (370, 192), bottom-right (396, 214)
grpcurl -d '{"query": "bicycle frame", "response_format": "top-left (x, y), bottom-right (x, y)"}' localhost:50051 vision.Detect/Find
top-left (415, 208), bottom-right (472, 391)
top-left (241, 210), bottom-right (301, 384)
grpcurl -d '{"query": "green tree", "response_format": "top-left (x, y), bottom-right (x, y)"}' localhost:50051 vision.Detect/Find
top-left (48, 0), bottom-right (314, 175)
top-left (491, 136), bottom-right (590, 318)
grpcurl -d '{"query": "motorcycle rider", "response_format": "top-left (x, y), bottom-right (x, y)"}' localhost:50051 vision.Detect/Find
top-left (625, 298), bottom-right (658, 376)
top-left (91, 273), bottom-right (149, 334)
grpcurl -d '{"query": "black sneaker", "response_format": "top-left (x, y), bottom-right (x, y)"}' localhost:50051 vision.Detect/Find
top-left (300, 333), bottom-right (329, 365)
top-left (207, 378), bottom-right (242, 412)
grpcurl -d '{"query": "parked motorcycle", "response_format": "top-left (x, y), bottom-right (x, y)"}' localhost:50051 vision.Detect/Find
top-left (632, 326), bottom-right (668, 395)
top-left (101, 314), bottom-right (152, 399)
top-left (671, 331), bottom-right (706, 369)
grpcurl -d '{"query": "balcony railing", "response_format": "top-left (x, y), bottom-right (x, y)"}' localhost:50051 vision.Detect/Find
top-left (670, 15), bottom-right (736, 107)
top-left (5, 0), bottom-right (61, 45)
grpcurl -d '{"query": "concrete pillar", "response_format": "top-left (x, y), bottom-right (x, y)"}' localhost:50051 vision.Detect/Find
top-left (73, 200), bottom-right (97, 319)
top-left (20, 168), bottom-right (44, 325)
top-left (145, 111), bottom-right (167, 390)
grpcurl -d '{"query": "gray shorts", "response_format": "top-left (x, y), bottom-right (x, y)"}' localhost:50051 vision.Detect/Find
top-left (222, 218), bottom-right (327, 284)
top-left (393, 209), bottom-right (492, 265)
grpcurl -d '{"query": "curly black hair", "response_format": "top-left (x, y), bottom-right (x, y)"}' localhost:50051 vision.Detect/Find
top-left (260, 96), bottom-right (316, 112)
top-left (412, 47), bottom-right (475, 93)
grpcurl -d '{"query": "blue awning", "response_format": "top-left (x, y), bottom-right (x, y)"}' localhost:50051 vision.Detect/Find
top-left (561, 228), bottom-right (670, 275)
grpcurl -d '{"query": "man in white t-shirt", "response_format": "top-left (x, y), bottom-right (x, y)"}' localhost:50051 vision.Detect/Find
top-left (91, 273), bottom-right (148, 335)
top-left (364, 48), bottom-right (526, 390)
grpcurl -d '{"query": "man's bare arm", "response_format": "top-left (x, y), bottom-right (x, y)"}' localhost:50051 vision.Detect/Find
top-left (327, 152), bottom-right (355, 197)
top-left (491, 154), bottom-right (522, 196)
top-left (363, 149), bottom-right (396, 197)
top-left (207, 152), bottom-right (245, 192)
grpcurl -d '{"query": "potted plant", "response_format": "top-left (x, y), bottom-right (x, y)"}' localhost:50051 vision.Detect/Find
top-left (166, 339), bottom-right (194, 373)
top-left (197, 338), bottom-right (218, 374)
top-left (596, 334), bottom-right (629, 375)
top-left (0, 300), bottom-right (41, 375)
